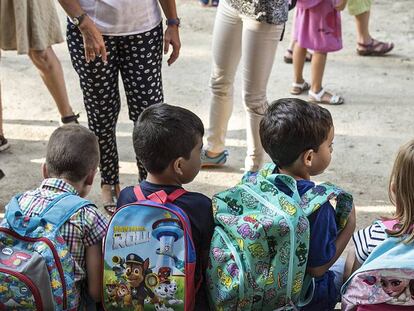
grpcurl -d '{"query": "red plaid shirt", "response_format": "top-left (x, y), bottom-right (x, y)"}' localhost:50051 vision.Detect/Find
top-left (17, 178), bottom-right (108, 281)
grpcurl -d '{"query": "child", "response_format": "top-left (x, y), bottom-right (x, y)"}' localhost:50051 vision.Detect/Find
top-left (13, 125), bottom-right (108, 307)
top-left (259, 98), bottom-right (356, 310)
top-left (117, 103), bottom-right (214, 310)
top-left (291, 0), bottom-right (347, 105)
top-left (344, 140), bottom-right (414, 310)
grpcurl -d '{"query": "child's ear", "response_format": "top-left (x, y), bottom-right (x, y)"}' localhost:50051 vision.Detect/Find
top-left (302, 149), bottom-right (314, 168)
top-left (85, 169), bottom-right (97, 186)
top-left (173, 158), bottom-right (184, 176)
top-left (42, 163), bottom-right (49, 179)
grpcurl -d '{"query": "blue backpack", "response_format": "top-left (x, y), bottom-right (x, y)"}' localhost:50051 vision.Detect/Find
top-left (102, 186), bottom-right (197, 311)
top-left (0, 193), bottom-right (91, 310)
top-left (342, 220), bottom-right (414, 310)
top-left (206, 163), bottom-right (353, 310)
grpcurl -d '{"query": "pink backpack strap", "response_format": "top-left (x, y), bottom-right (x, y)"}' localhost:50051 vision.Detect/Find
top-left (133, 186), bottom-right (186, 204)
top-left (148, 191), bottom-right (168, 204)
top-left (167, 189), bottom-right (187, 202)
top-left (133, 185), bottom-right (146, 201)
top-left (381, 219), bottom-right (399, 230)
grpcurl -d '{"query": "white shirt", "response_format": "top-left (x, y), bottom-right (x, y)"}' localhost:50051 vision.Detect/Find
top-left (79, 0), bottom-right (162, 36)
top-left (352, 222), bottom-right (387, 264)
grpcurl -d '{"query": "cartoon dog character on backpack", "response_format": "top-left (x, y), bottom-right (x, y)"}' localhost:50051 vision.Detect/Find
top-left (123, 253), bottom-right (158, 310)
top-left (158, 266), bottom-right (171, 284)
top-left (116, 283), bottom-right (132, 307)
top-left (154, 279), bottom-right (183, 309)
top-left (105, 283), bottom-right (118, 306)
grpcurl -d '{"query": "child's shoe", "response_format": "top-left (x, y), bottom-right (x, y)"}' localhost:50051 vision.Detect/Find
top-left (0, 135), bottom-right (10, 152)
top-left (201, 149), bottom-right (228, 167)
top-left (199, 0), bottom-right (209, 6)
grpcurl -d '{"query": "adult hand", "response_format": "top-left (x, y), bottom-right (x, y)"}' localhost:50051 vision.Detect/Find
top-left (79, 17), bottom-right (108, 63)
top-left (164, 25), bottom-right (181, 66)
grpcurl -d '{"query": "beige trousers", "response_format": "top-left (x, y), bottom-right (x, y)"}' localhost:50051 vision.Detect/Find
top-left (207, 0), bottom-right (284, 172)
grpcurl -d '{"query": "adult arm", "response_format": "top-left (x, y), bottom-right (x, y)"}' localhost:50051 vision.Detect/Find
top-left (307, 204), bottom-right (356, 278)
top-left (58, 0), bottom-right (107, 63)
top-left (159, 0), bottom-right (181, 66)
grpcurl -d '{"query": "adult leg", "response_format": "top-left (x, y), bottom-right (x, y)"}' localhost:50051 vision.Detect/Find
top-left (206, 0), bottom-right (242, 157)
top-left (66, 23), bottom-right (121, 205)
top-left (28, 46), bottom-right (77, 120)
top-left (241, 18), bottom-right (284, 172)
top-left (119, 23), bottom-right (164, 181)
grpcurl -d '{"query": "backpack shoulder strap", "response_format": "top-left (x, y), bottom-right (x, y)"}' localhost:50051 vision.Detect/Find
top-left (41, 194), bottom-right (93, 231)
top-left (300, 182), bottom-right (353, 230)
top-left (5, 193), bottom-right (91, 235)
top-left (133, 185), bottom-right (186, 204)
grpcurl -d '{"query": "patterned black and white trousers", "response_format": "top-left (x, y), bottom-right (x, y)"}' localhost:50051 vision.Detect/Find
top-left (67, 22), bottom-right (163, 185)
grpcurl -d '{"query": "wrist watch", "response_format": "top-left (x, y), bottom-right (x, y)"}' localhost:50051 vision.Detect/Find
top-left (72, 12), bottom-right (88, 27)
top-left (166, 18), bottom-right (181, 27)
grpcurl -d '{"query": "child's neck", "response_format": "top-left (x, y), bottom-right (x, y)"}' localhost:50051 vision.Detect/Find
top-left (278, 166), bottom-right (310, 181)
top-left (145, 173), bottom-right (183, 187)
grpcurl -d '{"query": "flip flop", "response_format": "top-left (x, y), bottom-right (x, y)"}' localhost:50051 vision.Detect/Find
top-left (309, 88), bottom-right (344, 105)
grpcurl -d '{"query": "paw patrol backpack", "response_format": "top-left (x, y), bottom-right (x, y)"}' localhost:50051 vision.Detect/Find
top-left (341, 220), bottom-right (414, 311)
top-left (206, 163), bottom-right (353, 310)
top-left (0, 193), bottom-right (91, 310)
top-left (102, 186), bottom-right (196, 311)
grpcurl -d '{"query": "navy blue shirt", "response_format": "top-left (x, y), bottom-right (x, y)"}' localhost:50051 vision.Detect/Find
top-left (117, 181), bottom-right (214, 310)
top-left (274, 178), bottom-right (338, 310)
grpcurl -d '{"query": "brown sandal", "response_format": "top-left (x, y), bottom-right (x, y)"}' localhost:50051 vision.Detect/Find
top-left (357, 39), bottom-right (394, 56)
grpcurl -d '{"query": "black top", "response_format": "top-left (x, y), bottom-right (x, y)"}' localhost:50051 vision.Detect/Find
top-left (117, 181), bottom-right (214, 310)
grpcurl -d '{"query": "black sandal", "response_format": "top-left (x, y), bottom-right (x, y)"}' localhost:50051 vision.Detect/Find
top-left (61, 113), bottom-right (80, 124)
top-left (103, 185), bottom-right (118, 216)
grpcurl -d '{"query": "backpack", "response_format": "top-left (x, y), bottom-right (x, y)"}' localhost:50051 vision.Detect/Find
top-left (102, 186), bottom-right (197, 311)
top-left (341, 220), bottom-right (414, 311)
top-left (0, 193), bottom-right (91, 310)
top-left (206, 163), bottom-right (353, 310)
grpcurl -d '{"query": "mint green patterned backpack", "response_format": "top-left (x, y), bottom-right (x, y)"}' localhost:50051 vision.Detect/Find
top-left (206, 163), bottom-right (353, 310)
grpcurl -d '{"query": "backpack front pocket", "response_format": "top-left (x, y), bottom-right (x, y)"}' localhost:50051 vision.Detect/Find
top-left (207, 226), bottom-right (246, 310)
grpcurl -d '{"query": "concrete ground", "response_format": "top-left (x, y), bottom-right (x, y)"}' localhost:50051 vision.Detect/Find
top-left (1, 0), bottom-right (413, 236)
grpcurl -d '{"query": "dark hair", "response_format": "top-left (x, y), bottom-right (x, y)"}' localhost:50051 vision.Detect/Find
top-left (133, 104), bottom-right (204, 174)
top-left (46, 125), bottom-right (100, 182)
top-left (260, 98), bottom-right (333, 168)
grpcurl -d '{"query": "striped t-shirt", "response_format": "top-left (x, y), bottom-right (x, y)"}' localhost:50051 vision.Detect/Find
top-left (352, 222), bottom-right (387, 264)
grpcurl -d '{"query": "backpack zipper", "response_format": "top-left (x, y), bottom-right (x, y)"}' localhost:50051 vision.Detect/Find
top-left (0, 267), bottom-right (43, 310)
top-left (240, 184), bottom-right (297, 303)
top-left (0, 227), bottom-right (68, 309)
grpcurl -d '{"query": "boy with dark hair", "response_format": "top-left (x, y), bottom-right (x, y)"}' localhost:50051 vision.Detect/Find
top-left (117, 103), bottom-right (214, 309)
top-left (15, 125), bottom-right (108, 306)
top-left (259, 98), bottom-right (356, 310)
